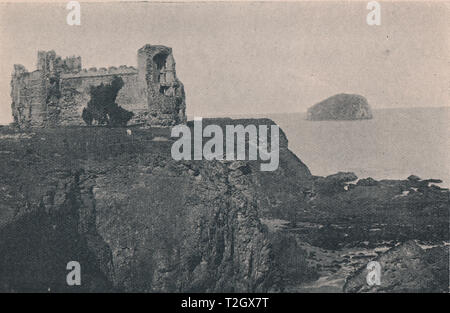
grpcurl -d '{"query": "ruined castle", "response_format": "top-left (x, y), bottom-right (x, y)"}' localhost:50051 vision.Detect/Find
top-left (11, 44), bottom-right (186, 127)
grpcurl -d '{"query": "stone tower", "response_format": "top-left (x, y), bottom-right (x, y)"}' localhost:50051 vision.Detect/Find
top-left (137, 44), bottom-right (186, 126)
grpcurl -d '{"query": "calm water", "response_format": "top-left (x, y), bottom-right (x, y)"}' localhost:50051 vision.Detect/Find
top-left (269, 107), bottom-right (449, 187)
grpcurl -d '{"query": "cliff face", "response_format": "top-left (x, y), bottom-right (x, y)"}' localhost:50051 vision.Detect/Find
top-left (307, 94), bottom-right (373, 121)
top-left (1, 124), bottom-right (447, 292)
top-left (0, 123), bottom-right (313, 292)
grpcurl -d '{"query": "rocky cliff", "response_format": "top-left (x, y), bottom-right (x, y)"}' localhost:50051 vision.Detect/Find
top-left (0, 122), bottom-right (313, 292)
top-left (307, 94), bottom-right (373, 121)
top-left (1, 122), bottom-right (447, 292)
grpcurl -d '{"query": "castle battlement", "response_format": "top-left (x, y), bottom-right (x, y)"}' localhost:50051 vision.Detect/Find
top-left (60, 66), bottom-right (137, 79)
top-left (11, 44), bottom-right (186, 128)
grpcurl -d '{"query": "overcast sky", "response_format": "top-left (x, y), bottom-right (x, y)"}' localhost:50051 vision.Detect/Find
top-left (0, 1), bottom-right (448, 124)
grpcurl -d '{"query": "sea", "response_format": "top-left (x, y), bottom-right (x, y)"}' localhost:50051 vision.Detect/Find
top-left (193, 107), bottom-right (450, 187)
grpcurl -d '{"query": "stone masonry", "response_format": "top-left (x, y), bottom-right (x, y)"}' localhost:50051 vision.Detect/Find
top-left (10, 44), bottom-right (186, 127)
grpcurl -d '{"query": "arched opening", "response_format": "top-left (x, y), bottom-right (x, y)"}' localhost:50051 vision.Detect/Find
top-left (152, 53), bottom-right (169, 93)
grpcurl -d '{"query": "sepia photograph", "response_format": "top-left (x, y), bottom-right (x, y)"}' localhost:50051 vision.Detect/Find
top-left (0, 0), bottom-right (448, 301)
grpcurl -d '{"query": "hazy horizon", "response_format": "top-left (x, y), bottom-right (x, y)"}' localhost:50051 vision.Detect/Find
top-left (1, 1), bottom-right (449, 124)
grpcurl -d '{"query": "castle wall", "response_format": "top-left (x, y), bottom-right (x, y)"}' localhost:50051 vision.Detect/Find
top-left (137, 45), bottom-right (186, 126)
top-left (58, 67), bottom-right (146, 126)
top-left (11, 45), bottom-right (186, 128)
top-left (11, 68), bottom-right (46, 127)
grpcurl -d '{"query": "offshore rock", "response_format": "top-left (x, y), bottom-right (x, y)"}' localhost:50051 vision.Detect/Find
top-left (307, 94), bottom-right (373, 121)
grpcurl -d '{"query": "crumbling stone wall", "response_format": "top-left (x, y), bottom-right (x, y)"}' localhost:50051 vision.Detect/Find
top-left (10, 45), bottom-right (186, 128)
top-left (11, 66), bottom-right (46, 127)
top-left (137, 45), bottom-right (186, 126)
top-left (58, 68), bottom-right (145, 126)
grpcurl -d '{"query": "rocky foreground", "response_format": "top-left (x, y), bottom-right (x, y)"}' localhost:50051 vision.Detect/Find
top-left (0, 122), bottom-right (448, 292)
top-left (344, 240), bottom-right (448, 293)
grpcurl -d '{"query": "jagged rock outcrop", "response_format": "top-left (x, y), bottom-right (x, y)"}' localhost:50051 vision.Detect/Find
top-left (307, 94), bottom-right (373, 121)
top-left (343, 241), bottom-right (449, 293)
top-left (0, 121), bottom-right (313, 292)
top-left (194, 118), bottom-right (312, 221)
top-left (312, 172), bottom-right (358, 195)
top-left (299, 172), bottom-right (449, 250)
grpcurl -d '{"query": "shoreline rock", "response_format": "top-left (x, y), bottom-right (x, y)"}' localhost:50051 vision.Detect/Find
top-left (343, 241), bottom-right (449, 293)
